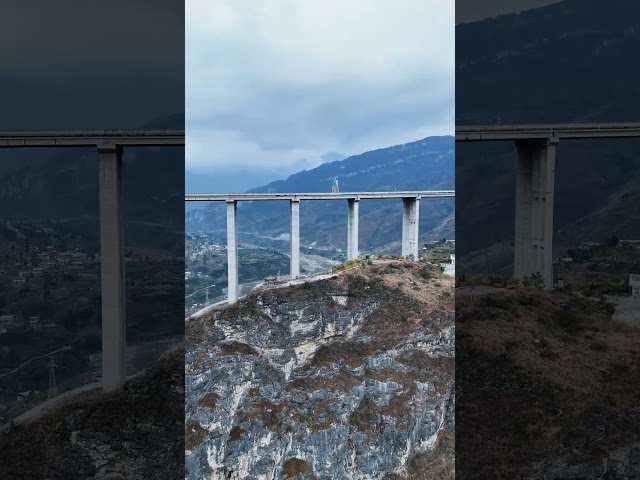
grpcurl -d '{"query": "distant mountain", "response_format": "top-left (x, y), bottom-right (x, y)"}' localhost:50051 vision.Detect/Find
top-left (186, 136), bottom-right (454, 251)
top-left (185, 170), bottom-right (285, 197)
top-left (0, 113), bottom-right (185, 254)
top-left (185, 152), bottom-right (347, 200)
top-left (456, 0), bottom-right (640, 267)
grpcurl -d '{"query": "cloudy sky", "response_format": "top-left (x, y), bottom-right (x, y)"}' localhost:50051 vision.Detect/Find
top-left (185, 0), bottom-right (455, 191)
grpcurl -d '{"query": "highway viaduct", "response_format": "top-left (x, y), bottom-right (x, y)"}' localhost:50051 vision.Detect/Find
top-left (185, 191), bottom-right (455, 303)
top-left (456, 123), bottom-right (640, 289)
top-left (0, 130), bottom-right (185, 392)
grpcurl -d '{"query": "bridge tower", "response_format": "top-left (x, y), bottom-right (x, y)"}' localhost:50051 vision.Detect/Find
top-left (47, 356), bottom-right (57, 400)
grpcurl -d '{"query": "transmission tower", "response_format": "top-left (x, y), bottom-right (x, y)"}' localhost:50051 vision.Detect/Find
top-left (47, 356), bottom-right (57, 400)
top-left (205, 287), bottom-right (209, 306)
top-left (331, 177), bottom-right (339, 193)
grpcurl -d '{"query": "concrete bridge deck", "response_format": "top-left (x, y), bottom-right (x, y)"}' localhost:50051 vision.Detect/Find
top-left (0, 129), bottom-right (185, 148)
top-left (456, 123), bottom-right (640, 141)
top-left (185, 191), bottom-right (454, 201)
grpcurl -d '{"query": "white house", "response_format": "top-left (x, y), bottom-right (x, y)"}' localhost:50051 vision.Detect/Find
top-left (0, 315), bottom-right (15, 328)
top-left (630, 274), bottom-right (640, 300)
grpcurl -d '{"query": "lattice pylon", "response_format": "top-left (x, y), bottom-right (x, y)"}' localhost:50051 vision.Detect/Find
top-left (47, 356), bottom-right (57, 400)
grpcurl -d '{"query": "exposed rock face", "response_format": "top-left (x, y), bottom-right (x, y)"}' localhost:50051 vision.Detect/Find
top-left (186, 262), bottom-right (455, 479)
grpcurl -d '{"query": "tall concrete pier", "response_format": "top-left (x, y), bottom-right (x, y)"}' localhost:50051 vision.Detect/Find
top-left (98, 145), bottom-right (126, 391)
top-left (456, 122), bottom-right (640, 289)
top-left (514, 137), bottom-right (557, 288)
top-left (226, 200), bottom-right (239, 302)
top-left (186, 191), bottom-right (454, 304)
top-left (347, 198), bottom-right (359, 261)
top-left (402, 197), bottom-right (420, 260)
top-left (290, 199), bottom-right (301, 278)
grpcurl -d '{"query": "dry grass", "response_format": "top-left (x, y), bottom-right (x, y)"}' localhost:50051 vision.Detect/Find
top-left (456, 287), bottom-right (640, 477)
top-left (229, 425), bottom-right (246, 442)
top-left (186, 421), bottom-right (208, 451)
top-left (197, 392), bottom-right (220, 410)
top-left (283, 457), bottom-right (312, 478)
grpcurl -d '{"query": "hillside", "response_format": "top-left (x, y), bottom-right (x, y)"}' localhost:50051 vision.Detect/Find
top-left (456, 0), bottom-right (640, 270)
top-left (0, 348), bottom-right (184, 480)
top-left (0, 113), bottom-right (185, 255)
top-left (456, 286), bottom-right (640, 478)
top-left (186, 136), bottom-right (455, 252)
top-left (185, 260), bottom-right (454, 479)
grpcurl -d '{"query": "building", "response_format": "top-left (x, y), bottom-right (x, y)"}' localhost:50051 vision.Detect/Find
top-left (630, 274), bottom-right (640, 300)
top-left (0, 315), bottom-right (14, 328)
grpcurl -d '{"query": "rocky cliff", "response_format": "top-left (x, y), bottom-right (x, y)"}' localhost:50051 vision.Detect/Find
top-left (185, 261), bottom-right (455, 479)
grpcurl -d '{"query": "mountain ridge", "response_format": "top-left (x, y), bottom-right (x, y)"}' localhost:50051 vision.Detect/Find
top-left (186, 135), bottom-right (455, 252)
top-left (456, 0), bottom-right (640, 271)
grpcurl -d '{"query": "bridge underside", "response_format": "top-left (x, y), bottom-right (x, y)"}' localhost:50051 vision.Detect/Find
top-left (199, 194), bottom-right (443, 303)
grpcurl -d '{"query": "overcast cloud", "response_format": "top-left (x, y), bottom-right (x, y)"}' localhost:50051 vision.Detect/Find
top-left (186, 0), bottom-right (454, 178)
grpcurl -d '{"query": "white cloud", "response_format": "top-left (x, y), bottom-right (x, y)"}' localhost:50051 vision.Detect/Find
top-left (186, 0), bottom-right (455, 176)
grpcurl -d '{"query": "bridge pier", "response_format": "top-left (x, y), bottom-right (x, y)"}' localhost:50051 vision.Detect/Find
top-left (347, 198), bottom-right (359, 260)
top-left (402, 197), bottom-right (420, 260)
top-left (226, 200), bottom-right (239, 302)
top-left (98, 145), bottom-right (126, 391)
top-left (290, 199), bottom-right (300, 278)
top-left (514, 137), bottom-right (558, 289)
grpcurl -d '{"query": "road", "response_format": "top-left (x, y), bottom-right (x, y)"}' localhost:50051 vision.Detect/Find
top-left (608, 297), bottom-right (640, 328)
top-left (186, 283), bottom-right (217, 298)
top-left (1, 340), bottom-right (183, 432)
top-left (0, 346), bottom-right (71, 379)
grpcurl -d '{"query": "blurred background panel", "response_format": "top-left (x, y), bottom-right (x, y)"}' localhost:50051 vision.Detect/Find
top-left (0, 1), bottom-right (185, 478)
top-left (456, 1), bottom-right (640, 478)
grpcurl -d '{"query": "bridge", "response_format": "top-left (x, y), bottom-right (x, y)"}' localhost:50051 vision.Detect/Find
top-left (456, 122), bottom-right (640, 289)
top-left (186, 190), bottom-right (455, 303)
top-left (0, 129), bottom-right (184, 392)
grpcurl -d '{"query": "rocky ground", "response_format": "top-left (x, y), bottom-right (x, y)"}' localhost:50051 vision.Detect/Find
top-left (185, 260), bottom-right (455, 479)
top-left (0, 347), bottom-right (184, 480)
top-left (456, 287), bottom-right (640, 479)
